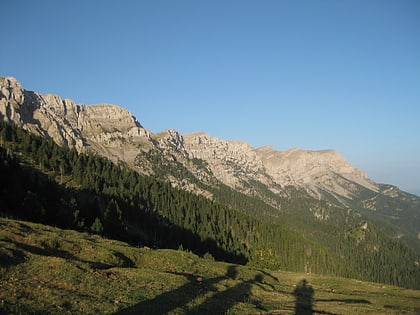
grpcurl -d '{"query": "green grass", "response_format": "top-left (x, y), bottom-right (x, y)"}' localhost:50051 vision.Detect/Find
top-left (1, 217), bottom-right (419, 314)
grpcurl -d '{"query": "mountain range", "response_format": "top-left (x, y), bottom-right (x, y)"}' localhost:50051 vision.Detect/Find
top-left (1, 76), bottom-right (419, 289)
top-left (0, 76), bottom-right (375, 200)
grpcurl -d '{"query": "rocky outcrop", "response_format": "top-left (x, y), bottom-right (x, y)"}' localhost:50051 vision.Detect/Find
top-left (182, 132), bottom-right (378, 201)
top-left (183, 132), bottom-right (268, 189)
top-left (155, 128), bottom-right (189, 157)
top-left (76, 104), bottom-right (153, 164)
top-left (255, 146), bottom-right (378, 198)
top-left (0, 77), bottom-right (153, 164)
top-left (2, 76), bottom-right (418, 252)
top-left (0, 76), bottom-right (378, 202)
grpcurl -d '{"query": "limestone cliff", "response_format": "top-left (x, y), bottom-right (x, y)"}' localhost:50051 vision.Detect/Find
top-left (182, 132), bottom-right (378, 201)
top-left (0, 77), bottom-right (153, 164)
top-left (0, 76), bottom-right (379, 202)
top-left (1, 76), bottom-right (418, 252)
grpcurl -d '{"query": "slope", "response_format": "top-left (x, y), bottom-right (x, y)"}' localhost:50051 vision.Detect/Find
top-left (1, 121), bottom-right (420, 290)
top-left (1, 217), bottom-right (420, 315)
top-left (1, 76), bottom-right (419, 253)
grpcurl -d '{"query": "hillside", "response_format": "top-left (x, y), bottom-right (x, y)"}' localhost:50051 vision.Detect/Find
top-left (1, 76), bottom-right (419, 254)
top-left (1, 217), bottom-right (419, 315)
top-left (1, 120), bottom-right (420, 292)
top-left (1, 76), bottom-right (420, 290)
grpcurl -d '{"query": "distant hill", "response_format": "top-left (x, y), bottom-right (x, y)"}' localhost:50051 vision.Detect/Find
top-left (1, 76), bottom-right (420, 290)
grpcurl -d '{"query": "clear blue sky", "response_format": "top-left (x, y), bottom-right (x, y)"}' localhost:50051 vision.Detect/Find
top-left (2, 0), bottom-right (420, 194)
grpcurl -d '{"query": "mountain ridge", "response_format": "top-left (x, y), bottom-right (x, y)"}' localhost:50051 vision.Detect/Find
top-left (1, 76), bottom-right (378, 200)
top-left (1, 76), bottom-right (419, 252)
top-left (0, 76), bottom-right (384, 195)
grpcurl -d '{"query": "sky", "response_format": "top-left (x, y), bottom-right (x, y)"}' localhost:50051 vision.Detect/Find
top-left (1, 0), bottom-right (420, 194)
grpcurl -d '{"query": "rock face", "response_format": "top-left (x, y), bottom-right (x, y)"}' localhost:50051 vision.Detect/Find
top-left (2, 76), bottom-right (419, 252)
top-left (183, 132), bottom-right (268, 189)
top-left (0, 76), bottom-right (378, 202)
top-left (255, 146), bottom-right (378, 198)
top-left (0, 77), bottom-right (153, 164)
top-left (182, 132), bottom-right (378, 201)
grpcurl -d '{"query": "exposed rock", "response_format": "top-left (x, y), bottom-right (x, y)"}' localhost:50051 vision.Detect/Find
top-left (0, 77), bottom-right (30, 125)
top-left (2, 76), bottom-right (419, 254)
top-left (156, 128), bottom-right (188, 157)
top-left (255, 146), bottom-right (378, 198)
top-left (0, 76), bottom-right (153, 163)
top-left (182, 132), bottom-right (378, 201)
top-left (183, 132), bottom-right (268, 189)
top-left (0, 76), bottom-right (380, 202)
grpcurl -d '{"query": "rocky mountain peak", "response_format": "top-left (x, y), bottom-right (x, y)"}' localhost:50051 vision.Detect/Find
top-left (0, 76), bottom-right (378, 202)
top-left (0, 77), bottom-right (152, 159)
top-left (155, 128), bottom-right (188, 157)
top-left (0, 77), bottom-right (22, 92)
top-left (256, 146), bottom-right (378, 199)
top-left (0, 77), bottom-right (26, 124)
top-left (181, 133), bottom-right (378, 200)
top-left (79, 104), bottom-right (142, 134)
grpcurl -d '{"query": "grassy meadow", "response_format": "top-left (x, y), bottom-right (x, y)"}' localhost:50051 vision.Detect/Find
top-left (0, 217), bottom-right (419, 314)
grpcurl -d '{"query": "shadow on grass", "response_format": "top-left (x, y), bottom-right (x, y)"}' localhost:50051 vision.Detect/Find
top-left (113, 265), bottom-right (273, 315)
top-left (294, 279), bottom-right (314, 315)
top-left (2, 239), bottom-right (134, 270)
top-left (317, 298), bottom-right (371, 304)
top-left (0, 245), bottom-right (26, 268)
top-left (188, 270), bottom-right (269, 314)
top-left (293, 279), bottom-right (371, 315)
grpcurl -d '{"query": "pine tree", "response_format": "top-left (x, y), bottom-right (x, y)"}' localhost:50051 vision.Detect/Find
top-left (103, 199), bottom-right (125, 238)
top-left (91, 217), bottom-right (104, 234)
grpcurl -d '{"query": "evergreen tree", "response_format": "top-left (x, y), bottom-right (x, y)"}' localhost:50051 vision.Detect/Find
top-left (91, 217), bottom-right (104, 234)
top-left (103, 199), bottom-right (125, 238)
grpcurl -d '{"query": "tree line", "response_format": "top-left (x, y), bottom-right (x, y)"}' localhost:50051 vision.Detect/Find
top-left (0, 121), bottom-right (419, 289)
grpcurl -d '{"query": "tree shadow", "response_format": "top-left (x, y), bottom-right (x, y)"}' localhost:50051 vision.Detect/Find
top-left (113, 265), bottom-right (273, 314)
top-left (112, 266), bottom-right (230, 314)
top-left (0, 244), bottom-right (26, 268)
top-left (188, 269), bottom-right (270, 314)
top-left (2, 239), bottom-right (132, 270)
top-left (317, 298), bottom-right (371, 304)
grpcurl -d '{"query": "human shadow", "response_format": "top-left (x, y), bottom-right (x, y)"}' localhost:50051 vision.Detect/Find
top-left (292, 279), bottom-right (372, 315)
top-left (293, 279), bottom-right (314, 315)
top-left (113, 265), bottom-right (272, 314)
